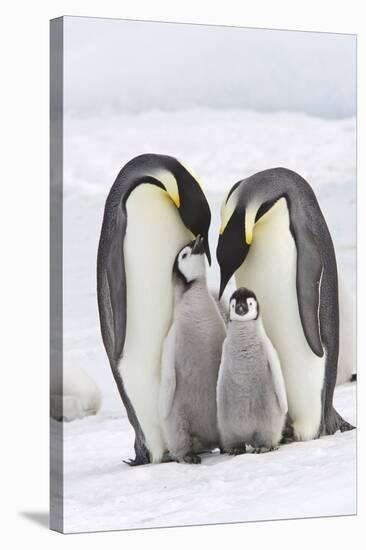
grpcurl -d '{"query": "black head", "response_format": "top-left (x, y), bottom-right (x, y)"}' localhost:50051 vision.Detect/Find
top-left (174, 162), bottom-right (211, 265)
top-left (217, 207), bottom-right (250, 298)
top-left (121, 154), bottom-right (212, 265)
top-left (217, 173), bottom-right (285, 298)
top-left (229, 287), bottom-right (259, 321)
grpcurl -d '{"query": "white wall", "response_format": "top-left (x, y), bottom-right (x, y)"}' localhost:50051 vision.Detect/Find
top-left (64, 16), bottom-right (356, 118)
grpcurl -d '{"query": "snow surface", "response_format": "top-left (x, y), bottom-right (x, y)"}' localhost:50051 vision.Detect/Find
top-left (62, 109), bottom-right (356, 532)
top-left (61, 383), bottom-right (355, 533)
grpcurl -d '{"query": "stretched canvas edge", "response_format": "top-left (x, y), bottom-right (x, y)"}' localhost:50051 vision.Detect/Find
top-left (50, 16), bottom-right (64, 534)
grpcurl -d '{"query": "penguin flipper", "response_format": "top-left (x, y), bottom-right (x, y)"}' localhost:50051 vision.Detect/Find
top-left (97, 200), bottom-right (127, 364)
top-left (159, 324), bottom-right (177, 420)
top-left (294, 226), bottom-right (324, 358)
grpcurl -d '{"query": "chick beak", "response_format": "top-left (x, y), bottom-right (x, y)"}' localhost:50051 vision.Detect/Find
top-left (192, 234), bottom-right (204, 255)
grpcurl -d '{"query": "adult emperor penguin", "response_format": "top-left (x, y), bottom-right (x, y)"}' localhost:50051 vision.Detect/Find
top-left (217, 288), bottom-right (287, 454)
top-left (159, 237), bottom-right (226, 463)
top-left (97, 154), bottom-right (211, 465)
top-left (216, 167), bottom-right (354, 442)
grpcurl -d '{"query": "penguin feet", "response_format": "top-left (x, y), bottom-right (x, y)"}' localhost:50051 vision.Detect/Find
top-left (334, 410), bottom-right (356, 433)
top-left (123, 439), bottom-right (151, 466)
top-left (324, 408), bottom-right (356, 435)
top-left (227, 445), bottom-right (246, 456)
top-left (161, 451), bottom-right (174, 463)
top-left (281, 420), bottom-right (295, 443)
top-left (182, 452), bottom-right (201, 464)
top-left (280, 436), bottom-right (294, 445)
top-left (338, 420), bottom-right (356, 433)
top-left (252, 445), bottom-right (278, 454)
top-left (123, 456), bottom-right (150, 467)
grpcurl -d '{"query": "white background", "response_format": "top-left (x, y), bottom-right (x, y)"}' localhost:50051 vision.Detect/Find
top-left (0, 0), bottom-right (363, 548)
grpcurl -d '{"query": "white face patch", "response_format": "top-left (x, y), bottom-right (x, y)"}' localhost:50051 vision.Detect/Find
top-left (229, 297), bottom-right (258, 322)
top-left (177, 246), bottom-right (205, 282)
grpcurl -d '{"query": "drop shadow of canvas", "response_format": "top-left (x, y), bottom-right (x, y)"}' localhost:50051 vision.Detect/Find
top-left (19, 511), bottom-right (49, 529)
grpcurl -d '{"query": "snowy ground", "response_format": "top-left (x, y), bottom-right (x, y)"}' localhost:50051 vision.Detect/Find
top-left (62, 109), bottom-right (356, 532)
top-left (62, 383), bottom-right (356, 533)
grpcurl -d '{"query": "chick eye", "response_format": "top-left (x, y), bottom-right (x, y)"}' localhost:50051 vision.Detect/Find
top-left (182, 252), bottom-right (188, 259)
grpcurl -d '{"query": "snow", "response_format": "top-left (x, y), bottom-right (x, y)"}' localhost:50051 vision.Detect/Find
top-left (61, 108), bottom-right (356, 532)
top-left (61, 383), bottom-right (355, 532)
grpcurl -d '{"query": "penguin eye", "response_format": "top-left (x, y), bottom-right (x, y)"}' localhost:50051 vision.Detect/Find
top-left (182, 252), bottom-right (188, 259)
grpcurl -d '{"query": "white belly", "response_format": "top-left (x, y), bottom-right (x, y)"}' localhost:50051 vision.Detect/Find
top-left (236, 198), bottom-right (325, 440)
top-left (120, 184), bottom-right (192, 462)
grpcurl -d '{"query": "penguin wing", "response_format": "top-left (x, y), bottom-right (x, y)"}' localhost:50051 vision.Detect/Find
top-left (293, 222), bottom-right (324, 358)
top-left (97, 191), bottom-right (128, 367)
top-left (259, 322), bottom-right (288, 414)
top-left (159, 324), bottom-right (177, 419)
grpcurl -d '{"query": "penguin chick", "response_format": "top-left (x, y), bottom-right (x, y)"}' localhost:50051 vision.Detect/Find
top-left (159, 236), bottom-right (226, 464)
top-left (217, 288), bottom-right (288, 454)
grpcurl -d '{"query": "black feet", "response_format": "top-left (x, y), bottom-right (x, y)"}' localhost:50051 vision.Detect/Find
top-left (182, 452), bottom-right (201, 464)
top-left (227, 445), bottom-right (246, 456)
top-left (252, 445), bottom-right (279, 454)
top-left (324, 408), bottom-right (356, 435)
top-left (123, 440), bottom-right (151, 466)
top-left (123, 455), bottom-right (150, 467)
top-left (281, 419), bottom-right (295, 443)
top-left (338, 419), bottom-right (356, 433)
top-left (161, 451), bottom-right (174, 463)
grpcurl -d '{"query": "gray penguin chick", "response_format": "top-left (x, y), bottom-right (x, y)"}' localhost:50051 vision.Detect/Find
top-left (159, 236), bottom-right (227, 464)
top-left (217, 287), bottom-right (288, 454)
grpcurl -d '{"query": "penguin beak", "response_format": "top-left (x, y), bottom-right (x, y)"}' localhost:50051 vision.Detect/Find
top-left (192, 234), bottom-right (211, 264)
top-left (192, 235), bottom-right (204, 255)
top-left (203, 234), bottom-right (211, 265)
top-left (235, 302), bottom-right (248, 316)
top-left (219, 268), bottom-right (231, 300)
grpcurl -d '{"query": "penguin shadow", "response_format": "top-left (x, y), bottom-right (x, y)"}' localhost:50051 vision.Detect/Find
top-left (18, 511), bottom-right (49, 529)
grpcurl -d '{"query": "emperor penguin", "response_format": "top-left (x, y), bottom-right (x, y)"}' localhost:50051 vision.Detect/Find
top-left (159, 236), bottom-right (226, 463)
top-left (217, 288), bottom-right (287, 454)
top-left (216, 167), bottom-right (355, 442)
top-left (97, 154), bottom-right (211, 465)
